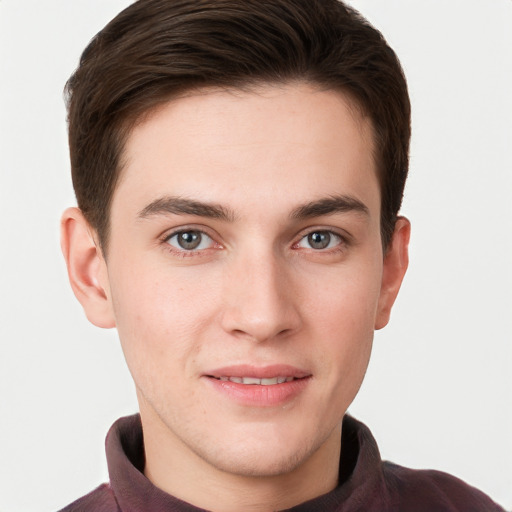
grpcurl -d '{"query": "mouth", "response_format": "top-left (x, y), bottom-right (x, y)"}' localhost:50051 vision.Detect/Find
top-left (205, 364), bottom-right (311, 382)
top-left (210, 376), bottom-right (301, 385)
top-left (203, 365), bottom-right (311, 406)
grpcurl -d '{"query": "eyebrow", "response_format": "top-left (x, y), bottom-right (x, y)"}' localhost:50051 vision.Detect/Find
top-left (137, 193), bottom-right (369, 222)
top-left (290, 194), bottom-right (369, 219)
top-left (137, 196), bottom-right (236, 222)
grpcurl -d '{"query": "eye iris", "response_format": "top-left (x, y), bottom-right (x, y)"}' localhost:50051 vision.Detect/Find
top-left (308, 231), bottom-right (330, 249)
top-left (178, 231), bottom-right (201, 250)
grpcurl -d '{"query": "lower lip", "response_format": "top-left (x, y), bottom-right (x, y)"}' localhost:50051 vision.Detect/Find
top-left (204, 377), bottom-right (311, 407)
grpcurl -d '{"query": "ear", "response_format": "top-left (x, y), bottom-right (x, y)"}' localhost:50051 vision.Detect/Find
top-left (375, 216), bottom-right (410, 330)
top-left (60, 207), bottom-right (116, 328)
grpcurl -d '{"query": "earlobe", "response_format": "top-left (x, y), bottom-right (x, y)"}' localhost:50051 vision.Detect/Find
top-left (375, 217), bottom-right (411, 330)
top-left (60, 207), bottom-right (116, 328)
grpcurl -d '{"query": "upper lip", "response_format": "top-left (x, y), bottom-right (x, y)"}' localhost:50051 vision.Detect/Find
top-left (204, 364), bottom-right (311, 379)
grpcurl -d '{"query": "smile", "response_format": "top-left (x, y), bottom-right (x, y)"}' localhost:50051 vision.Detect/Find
top-left (204, 365), bottom-right (311, 406)
top-left (214, 376), bottom-right (296, 385)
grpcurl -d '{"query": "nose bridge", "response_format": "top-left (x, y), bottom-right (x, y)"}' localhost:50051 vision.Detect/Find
top-left (220, 244), bottom-right (301, 342)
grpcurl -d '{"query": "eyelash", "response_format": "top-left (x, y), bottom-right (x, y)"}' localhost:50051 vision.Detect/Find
top-left (293, 229), bottom-right (348, 253)
top-left (162, 228), bottom-right (221, 258)
top-left (160, 227), bottom-right (350, 257)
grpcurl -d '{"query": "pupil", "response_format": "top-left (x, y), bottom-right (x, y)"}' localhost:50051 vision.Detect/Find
top-left (308, 231), bottom-right (330, 249)
top-left (178, 231), bottom-right (201, 250)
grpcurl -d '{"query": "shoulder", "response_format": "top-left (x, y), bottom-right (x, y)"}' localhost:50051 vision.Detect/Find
top-left (57, 483), bottom-right (119, 512)
top-left (382, 461), bottom-right (505, 512)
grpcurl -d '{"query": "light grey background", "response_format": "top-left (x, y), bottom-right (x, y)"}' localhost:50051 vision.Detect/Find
top-left (0, 1), bottom-right (511, 511)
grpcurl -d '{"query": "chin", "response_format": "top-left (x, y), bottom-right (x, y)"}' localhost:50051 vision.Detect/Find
top-left (191, 422), bottom-right (334, 478)
top-left (202, 441), bottom-right (314, 478)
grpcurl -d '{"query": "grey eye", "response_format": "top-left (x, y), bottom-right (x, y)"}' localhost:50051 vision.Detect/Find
top-left (308, 231), bottom-right (331, 249)
top-left (297, 231), bottom-right (342, 250)
top-left (167, 230), bottom-right (213, 251)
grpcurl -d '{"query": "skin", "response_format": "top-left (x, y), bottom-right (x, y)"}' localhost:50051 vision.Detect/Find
top-left (61, 83), bottom-right (410, 512)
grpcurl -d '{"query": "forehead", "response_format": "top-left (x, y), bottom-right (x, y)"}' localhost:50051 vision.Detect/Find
top-left (113, 83), bottom-right (379, 219)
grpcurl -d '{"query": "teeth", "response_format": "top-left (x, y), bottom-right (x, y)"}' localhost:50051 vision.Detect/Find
top-left (244, 377), bottom-right (264, 385)
top-left (217, 376), bottom-right (295, 385)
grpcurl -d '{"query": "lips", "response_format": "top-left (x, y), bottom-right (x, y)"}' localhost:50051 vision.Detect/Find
top-left (204, 365), bottom-right (311, 406)
top-left (216, 376), bottom-right (295, 385)
top-left (205, 364), bottom-right (310, 381)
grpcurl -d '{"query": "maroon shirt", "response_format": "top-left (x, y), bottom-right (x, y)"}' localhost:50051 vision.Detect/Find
top-left (59, 414), bottom-right (505, 511)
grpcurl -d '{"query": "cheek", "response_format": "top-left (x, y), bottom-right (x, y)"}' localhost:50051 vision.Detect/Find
top-left (304, 257), bottom-right (383, 331)
top-left (108, 261), bottom-right (220, 380)
top-left (303, 259), bottom-right (382, 387)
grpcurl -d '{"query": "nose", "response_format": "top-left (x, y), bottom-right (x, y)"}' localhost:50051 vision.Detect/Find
top-left (220, 250), bottom-right (302, 343)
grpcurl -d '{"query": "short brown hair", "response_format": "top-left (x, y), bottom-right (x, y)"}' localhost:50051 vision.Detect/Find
top-left (65, 0), bottom-right (410, 251)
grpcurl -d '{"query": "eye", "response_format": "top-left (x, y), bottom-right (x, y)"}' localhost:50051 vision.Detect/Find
top-left (165, 230), bottom-right (215, 251)
top-left (297, 230), bottom-right (343, 250)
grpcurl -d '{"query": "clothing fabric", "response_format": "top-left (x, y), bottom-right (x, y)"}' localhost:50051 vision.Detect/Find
top-left (59, 414), bottom-right (505, 512)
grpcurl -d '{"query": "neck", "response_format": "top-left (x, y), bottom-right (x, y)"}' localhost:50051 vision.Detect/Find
top-left (140, 405), bottom-right (342, 511)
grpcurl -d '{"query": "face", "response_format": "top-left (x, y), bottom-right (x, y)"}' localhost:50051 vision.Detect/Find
top-left (77, 84), bottom-right (407, 480)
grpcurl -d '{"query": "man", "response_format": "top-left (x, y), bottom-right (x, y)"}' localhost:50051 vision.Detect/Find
top-left (58, 0), bottom-right (505, 510)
